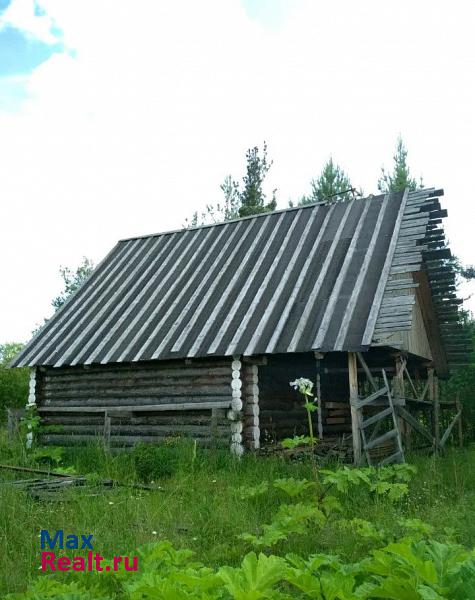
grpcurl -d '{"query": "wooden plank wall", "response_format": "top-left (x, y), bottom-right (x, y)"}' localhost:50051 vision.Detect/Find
top-left (36, 359), bottom-right (233, 447)
top-left (258, 353), bottom-right (317, 442)
top-left (258, 352), bottom-right (381, 442)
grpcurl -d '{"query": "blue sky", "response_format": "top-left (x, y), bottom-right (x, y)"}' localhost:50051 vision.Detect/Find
top-left (0, 24), bottom-right (55, 75)
top-left (0, 1), bottom-right (60, 71)
top-left (0, 0), bottom-right (62, 110)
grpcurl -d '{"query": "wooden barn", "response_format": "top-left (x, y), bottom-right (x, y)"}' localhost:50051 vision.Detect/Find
top-left (11, 187), bottom-right (471, 464)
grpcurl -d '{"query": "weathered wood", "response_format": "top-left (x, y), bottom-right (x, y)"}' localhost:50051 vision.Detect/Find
top-left (348, 353), bottom-right (362, 465)
top-left (356, 352), bottom-right (378, 392)
top-left (395, 406), bottom-right (434, 444)
top-left (365, 428), bottom-right (397, 451)
top-left (43, 413), bottom-right (223, 426)
top-left (456, 396), bottom-right (463, 446)
top-left (242, 363), bottom-right (260, 450)
top-left (230, 357), bottom-right (244, 454)
top-left (316, 356), bottom-right (323, 439)
top-left (44, 394), bottom-right (233, 406)
top-left (38, 401), bottom-right (232, 413)
top-left (380, 450), bottom-right (404, 465)
top-left (325, 401), bottom-right (350, 409)
top-left (43, 384), bottom-right (231, 399)
top-left (433, 372), bottom-right (440, 449)
top-left (440, 409), bottom-right (462, 448)
top-left (361, 407), bottom-right (393, 429)
top-left (42, 360), bottom-right (231, 378)
top-left (382, 369), bottom-right (405, 461)
top-left (313, 200), bottom-right (371, 348)
top-left (354, 386), bottom-right (388, 410)
top-left (0, 463), bottom-right (73, 478)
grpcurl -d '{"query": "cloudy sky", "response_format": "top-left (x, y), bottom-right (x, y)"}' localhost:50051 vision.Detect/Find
top-left (1, 0), bottom-right (474, 343)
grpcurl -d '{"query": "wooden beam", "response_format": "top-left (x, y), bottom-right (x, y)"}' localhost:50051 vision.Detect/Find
top-left (348, 352), bottom-right (362, 465)
top-left (396, 406), bottom-right (434, 444)
top-left (440, 409), bottom-right (462, 448)
top-left (414, 270), bottom-right (449, 377)
top-left (356, 352), bottom-right (378, 392)
top-left (315, 356), bottom-right (323, 439)
top-left (456, 395), bottom-right (463, 447)
top-left (38, 401), bottom-right (232, 413)
top-left (242, 355), bottom-right (267, 365)
top-left (433, 374), bottom-right (440, 449)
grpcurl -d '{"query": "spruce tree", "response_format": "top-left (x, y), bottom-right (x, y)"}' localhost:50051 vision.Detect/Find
top-left (378, 136), bottom-right (422, 193)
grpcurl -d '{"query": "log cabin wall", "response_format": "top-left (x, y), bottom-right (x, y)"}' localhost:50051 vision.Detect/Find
top-left (35, 358), bottom-right (233, 447)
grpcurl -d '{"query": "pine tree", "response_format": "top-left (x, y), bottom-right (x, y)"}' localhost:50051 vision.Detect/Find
top-left (184, 143), bottom-right (277, 227)
top-left (238, 142), bottom-right (277, 218)
top-left (299, 158), bottom-right (354, 205)
top-left (378, 136), bottom-right (422, 193)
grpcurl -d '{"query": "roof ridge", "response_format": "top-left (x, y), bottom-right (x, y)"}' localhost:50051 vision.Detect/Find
top-left (119, 191), bottom-right (388, 242)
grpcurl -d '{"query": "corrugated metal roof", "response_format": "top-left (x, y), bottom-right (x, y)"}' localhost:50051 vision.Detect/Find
top-left (13, 191), bottom-right (411, 367)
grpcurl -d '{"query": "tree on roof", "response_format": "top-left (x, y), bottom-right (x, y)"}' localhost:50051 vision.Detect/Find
top-left (378, 136), bottom-right (422, 193)
top-left (184, 176), bottom-right (240, 227)
top-left (299, 158), bottom-right (356, 205)
top-left (184, 142), bottom-right (277, 226)
top-left (238, 142), bottom-right (277, 217)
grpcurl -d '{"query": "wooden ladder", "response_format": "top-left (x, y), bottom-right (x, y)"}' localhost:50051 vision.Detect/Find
top-left (355, 369), bottom-right (405, 466)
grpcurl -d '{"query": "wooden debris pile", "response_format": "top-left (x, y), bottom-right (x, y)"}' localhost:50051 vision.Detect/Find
top-left (258, 436), bottom-right (353, 463)
top-left (0, 463), bottom-right (152, 501)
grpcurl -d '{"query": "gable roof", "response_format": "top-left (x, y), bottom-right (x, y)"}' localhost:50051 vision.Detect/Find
top-left (12, 188), bottom-right (469, 370)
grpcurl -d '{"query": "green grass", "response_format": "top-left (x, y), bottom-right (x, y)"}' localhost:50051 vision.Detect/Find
top-left (1, 431), bottom-right (475, 596)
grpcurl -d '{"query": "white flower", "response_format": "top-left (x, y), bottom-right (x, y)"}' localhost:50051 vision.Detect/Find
top-left (109, 501), bottom-right (114, 505)
top-left (192, 537), bottom-right (198, 541)
top-left (212, 479), bottom-right (217, 483)
top-left (289, 378), bottom-right (314, 395)
top-left (152, 531), bottom-right (158, 535)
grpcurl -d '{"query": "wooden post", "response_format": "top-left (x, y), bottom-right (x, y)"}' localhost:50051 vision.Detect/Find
top-left (433, 374), bottom-right (440, 451)
top-left (428, 367), bottom-right (439, 452)
top-left (394, 355), bottom-right (410, 451)
top-left (314, 352), bottom-right (324, 440)
top-left (229, 356), bottom-right (244, 456)
top-left (456, 394), bottom-right (463, 447)
top-left (348, 352), bottom-right (362, 465)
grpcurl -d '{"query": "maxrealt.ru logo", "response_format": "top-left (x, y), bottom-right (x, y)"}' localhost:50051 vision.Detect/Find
top-left (40, 530), bottom-right (138, 572)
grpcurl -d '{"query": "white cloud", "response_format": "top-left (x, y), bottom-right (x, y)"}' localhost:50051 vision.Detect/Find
top-left (0, 0), bottom-right (58, 44)
top-left (1, 0), bottom-right (474, 341)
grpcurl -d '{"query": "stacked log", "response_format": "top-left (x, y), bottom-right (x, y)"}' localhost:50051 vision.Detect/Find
top-left (242, 364), bottom-right (260, 449)
top-left (34, 359), bottom-right (233, 447)
top-left (229, 357), bottom-right (244, 456)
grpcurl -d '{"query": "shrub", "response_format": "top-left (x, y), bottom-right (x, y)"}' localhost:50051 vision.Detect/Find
top-left (131, 442), bottom-right (179, 482)
top-left (0, 343), bottom-right (29, 422)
